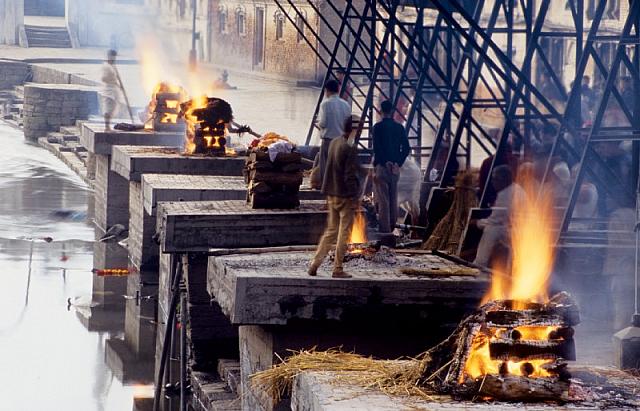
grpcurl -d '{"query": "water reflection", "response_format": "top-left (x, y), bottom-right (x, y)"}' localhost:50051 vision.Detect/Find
top-left (0, 123), bottom-right (140, 410)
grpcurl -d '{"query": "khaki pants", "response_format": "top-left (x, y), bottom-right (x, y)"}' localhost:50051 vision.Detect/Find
top-left (374, 164), bottom-right (399, 233)
top-left (312, 196), bottom-right (356, 271)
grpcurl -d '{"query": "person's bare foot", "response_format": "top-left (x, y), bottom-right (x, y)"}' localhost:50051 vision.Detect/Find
top-left (332, 270), bottom-right (352, 279)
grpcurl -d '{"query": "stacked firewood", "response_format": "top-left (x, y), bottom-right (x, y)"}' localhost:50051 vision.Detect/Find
top-left (244, 148), bottom-right (304, 209)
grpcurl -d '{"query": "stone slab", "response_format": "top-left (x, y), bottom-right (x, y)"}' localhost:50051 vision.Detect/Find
top-left (142, 174), bottom-right (324, 216)
top-left (111, 145), bottom-right (246, 182)
top-left (94, 153), bottom-right (129, 230)
top-left (291, 368), bottom-right (640, 410)
top-left (158, 201), bottom-right (327, 253)
top-left (80, 122), bottom-right (184, 155)
top-left (208, 251), bottom-right (489, 325)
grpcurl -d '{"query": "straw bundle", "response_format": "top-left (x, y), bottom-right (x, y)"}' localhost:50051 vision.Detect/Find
top-left (249, 347), bottom-right (453, 403)
top-left (424, 170), bottom-right (477, 254)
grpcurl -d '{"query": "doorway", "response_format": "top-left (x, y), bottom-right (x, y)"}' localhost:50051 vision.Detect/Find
top-left (24, 0), bottom-right (65, 17)
top-left (254, 7), bottom-right (265, 69)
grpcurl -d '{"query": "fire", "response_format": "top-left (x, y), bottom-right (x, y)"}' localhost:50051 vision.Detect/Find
top-left (483, 174), bottom-right (555, 306)
top-left (463, 174), bottom-right (558, 383)
top-left (161, 113), bottom-right (178, 124)
top-left (349, 212), bottom-right (367, 245)
top-left (132, 384), bottom-right (154, 399)
top-left (165, 100), bottom-right (179, 109)
top-left (182, 95), bottom-right (209, 154)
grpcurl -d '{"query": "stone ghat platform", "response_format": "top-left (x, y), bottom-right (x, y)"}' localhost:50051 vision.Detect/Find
top-left (207, 250), bottom-right (488, 325)
top-left (206, 250), bottom-right (489, 410)
top-left (292, 368), bottom-right (640, 410)
top-left (80, 122), bottom-right (184, 155)
top-left (143, 174), bottom-right (323, 216)
top-left (130, 174), bottom-right (324, 270)
top-left (111, 145), bottom-right (246, 182)
top-left (81, 124), bottom-right (185, 232)
top-left (158, 200), bottom-right (327, 254)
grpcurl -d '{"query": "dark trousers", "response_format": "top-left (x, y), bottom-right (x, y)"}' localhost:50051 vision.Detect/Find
top-left (374, 164), bottom-right (400, 233)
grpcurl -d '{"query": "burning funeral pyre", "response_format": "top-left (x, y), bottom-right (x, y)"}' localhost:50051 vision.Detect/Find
top-left (147, 82), bottom-right (187, 132)
top-left (180, 96), bottom-right (236, 156)
top-left (251, 176), bottom-right (589, 404)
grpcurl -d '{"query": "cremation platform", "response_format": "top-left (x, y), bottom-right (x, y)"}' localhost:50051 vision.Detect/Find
top-left (208, 250), bottom-right (488, 325)
top-left (111, 145), bottom-right (246, 182)
top-left (80, 122), bottom-right (184, 156)
top-left (291, 368), bottom-right (640, 410)
top-left (128, 174), bottom-right (324, 269)
top-left (80, 123), bottom-right (184, 231)
top-left (158, 200), bottom-right (327, 253)
top-left (206, 250), bottom-right (489, 411)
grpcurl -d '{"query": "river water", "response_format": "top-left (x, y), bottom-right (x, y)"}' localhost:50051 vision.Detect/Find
top-left (0, 122), bottom-right (143, 410)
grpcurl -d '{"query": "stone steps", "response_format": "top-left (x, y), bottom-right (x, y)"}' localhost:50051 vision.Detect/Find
top-left (190, 371), bottom-right (240, 411)
top-left (217, 359), bottom-right (241, 395)
top-left (24, 25), bottom-right (72, 48)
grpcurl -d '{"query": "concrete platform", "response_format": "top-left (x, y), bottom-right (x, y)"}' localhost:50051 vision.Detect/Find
top-left (129, 174), bottom-right (324, 270)
top-left (292, 368), bottom-right (640, 410)
top-left (208, 250), bottom-right (488, 411)
top-left (158, 200), bottom-right (327, 253)
top-left (80, 122), bottom-right (184, 155)
top-left (207, 251), bottom-right (488, 325)
top-left (82, 123), bottom-right (185, 231)
top-left (111, 145), bottom-right (246, 182)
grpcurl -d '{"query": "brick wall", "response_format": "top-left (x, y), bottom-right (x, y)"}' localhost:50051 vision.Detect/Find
top-left (128, 180), bottom-right (160, 270)
top-left (94, 154), bottom-right (130, 231)
top-left (23, 83), bottom-right (98, 140)
top-left (0, 60), bottom-right (29, 89)
top-left (210, 0), bottom-right (321, 82)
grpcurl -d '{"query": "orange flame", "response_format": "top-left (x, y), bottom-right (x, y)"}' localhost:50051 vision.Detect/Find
top-left (349, 213), bottom-right (367, 245)
top-left (463, 174), bottom-right (559, 383)
top-left (482, 175), bottom-right (555, 306)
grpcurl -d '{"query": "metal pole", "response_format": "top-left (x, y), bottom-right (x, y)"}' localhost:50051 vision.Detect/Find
top-left (153, 261), bottom-right (183, 411)
top-left (189, 0), bottom-right (198, 70)
top-left (180, 290), bottom-right (187, 411)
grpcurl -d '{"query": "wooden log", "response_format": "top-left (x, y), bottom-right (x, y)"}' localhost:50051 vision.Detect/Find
top-left (476, 375), bottom-right (569, 402)
top-left (250, 181), bottom-right (273, 194)
top-left (486, 307), bottom-right (580, 328)
top-left (249, 151), bottom-right (302, 164)
top-left (281, 163), bottom-right (303, 173)
top-left (208, 245), bottom-right (317, 256)
top-left (249, 192), bottom-right (300, 209)
top-left (249, 170), bottom-right (303, 186)
top-left (488, 338), bottom-right (576, 361)
top-left (246, 161), bottom-right (275, 171)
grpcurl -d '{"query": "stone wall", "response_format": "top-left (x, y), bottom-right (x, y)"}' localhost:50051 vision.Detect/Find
top-left (0, 0), bottom-right (24, 45)
top-left (23, 83), bottom-right (98, 140)
top-left (94, 154), bottom-right (130, 231)
top-left (128, 180), bottom-right (159, 270)
top-left (0, 60), bottom-right (29, 89)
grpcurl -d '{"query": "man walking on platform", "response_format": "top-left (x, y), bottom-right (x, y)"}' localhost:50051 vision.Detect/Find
top-left (309, 118), bottom-right (362, 279)
top-left (100, 49), bottom-right (121, 131)
top-left (373, 100), bottom-right (411, 233)
top-left (315, 79), bottom-right (351, 187)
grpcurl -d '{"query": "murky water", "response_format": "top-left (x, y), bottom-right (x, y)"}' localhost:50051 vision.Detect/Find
top-left (0, 122), bottom-right (142, 410)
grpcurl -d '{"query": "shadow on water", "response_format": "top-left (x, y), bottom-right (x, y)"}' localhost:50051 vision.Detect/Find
top-left (0, 123), bottom-right (152, 410)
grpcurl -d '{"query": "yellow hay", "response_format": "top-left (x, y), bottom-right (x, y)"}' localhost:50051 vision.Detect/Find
top-left (249, 348), bottom-right (439, 403)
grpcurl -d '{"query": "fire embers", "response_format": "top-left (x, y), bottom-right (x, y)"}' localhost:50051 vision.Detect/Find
top-left (150, 83), bottom-right (187, 132)
top-left (180, 97), bottom-right (234, 156)
top-left (451, 292), bottom-right (579, 401)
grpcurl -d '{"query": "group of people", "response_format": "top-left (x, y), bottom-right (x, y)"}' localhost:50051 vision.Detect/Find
top-left (309, 79), bottom-right (410, 278)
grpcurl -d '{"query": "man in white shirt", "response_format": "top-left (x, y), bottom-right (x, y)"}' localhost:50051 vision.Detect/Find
top-left (474, 165), bottom-right (526, 267)
top-left (316, 79), bottom-right (351, 185)
top-left (101, 49), bottom-right (121, 131)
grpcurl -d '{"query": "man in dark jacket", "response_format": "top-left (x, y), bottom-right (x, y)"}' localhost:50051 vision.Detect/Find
top-left (373, 100), bottom-right (411, 233)
top-left (309, 117), bottom-right (362, 278)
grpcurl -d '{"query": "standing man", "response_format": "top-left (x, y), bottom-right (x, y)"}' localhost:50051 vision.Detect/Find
top-left (316, 79), bottom-right (351, 185)
top-left (373, 100), bottom-right (411, 233)
top-left (309, 117), bottom-right (363, 279)
top-left (101, 49), bottom-right (120, 131)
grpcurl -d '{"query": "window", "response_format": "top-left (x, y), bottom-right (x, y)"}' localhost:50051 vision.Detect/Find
top-left (275, 12), bottom-right (285, 41)
top-left (218, 7), bottom-right (228, 34)
top-left (605, 0), bottom-right (620, 20)
top-left (295, 14), bottom-right (305, 43)
top-left (236, 9), bottom-right (246, 37)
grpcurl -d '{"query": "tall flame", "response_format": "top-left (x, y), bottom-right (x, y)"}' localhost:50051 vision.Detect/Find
top-left (483, 174), bottom-right (555, 306)
top-left (349, 213), bottom-right (367, 244)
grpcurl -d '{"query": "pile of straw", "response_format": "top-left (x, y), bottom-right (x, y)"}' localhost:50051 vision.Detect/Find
top-left (424, 170), bottom-right (477, 254)
top-left (249, 348), bottom-right (453, 403)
